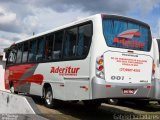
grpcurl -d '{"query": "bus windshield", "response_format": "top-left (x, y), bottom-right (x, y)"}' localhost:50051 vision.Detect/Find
top-left (103, 18), bottom-right (151, 51)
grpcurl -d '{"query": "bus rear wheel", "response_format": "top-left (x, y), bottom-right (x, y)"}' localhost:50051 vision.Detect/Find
top-left (107, 99), bottom-right (119, 105)
top-left (83, 100), bottom-right (101, 109)
top-left (134, 100), bottom-right (149, 106)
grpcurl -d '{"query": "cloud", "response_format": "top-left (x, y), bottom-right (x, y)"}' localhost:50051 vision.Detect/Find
top-left (138, 0), bottom-right (160, 14)
top-left (0, 0), bottom-right (159, 45)
top-left (0, 7), bottom-right (19, 33)
top-left (0, 0), bottom-right (159, 34)
top-left (0, 7), bottom-right (16, 24)
top-left (19, 0), bottom-right (160, 15)
top-left (0, 38), bottom-right (13, 49)
top-left (158, 18), bottom-right (160, 37)
top-left (0, 37), bottom-right (12, 52)
top-left (0, 6), bottom-right (33, 34)
top-left (0, 30), bottom-right (29, 41)
top-left (28, 8), bottom-right (90, 33)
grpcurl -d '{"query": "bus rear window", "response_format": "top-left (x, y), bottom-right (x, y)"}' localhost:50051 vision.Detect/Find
top-left (103, 19), bottom-right (151, 51)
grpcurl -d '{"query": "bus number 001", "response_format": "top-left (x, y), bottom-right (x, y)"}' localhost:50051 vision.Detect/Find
top-left (111, 76), bottom-right (124, 80)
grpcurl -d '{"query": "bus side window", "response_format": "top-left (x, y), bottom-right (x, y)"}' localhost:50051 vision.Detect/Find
top-left (52, 31), bottom-right (63, 60)
top-left (28, 40), bottom-right (37, 62)
top-left (22, 42), bottom-right (29, 63)
top-left (63, 27), bottom-right (77, 58)
top-left (16, 44), bottom-right (23, 63)
top-left (45, 34), bottom-right (54, 61)
top-left (7, 46), bottom-right (17, 65)
top-left (36, 38), bottom-right (45, 62)
top-left (76, 23), bottom-right (92, 57)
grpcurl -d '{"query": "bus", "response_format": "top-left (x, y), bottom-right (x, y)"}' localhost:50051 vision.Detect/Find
top-left (5, 14), bottom-right (153, 108)
top-left (152, 38), bottom-right (160, 103)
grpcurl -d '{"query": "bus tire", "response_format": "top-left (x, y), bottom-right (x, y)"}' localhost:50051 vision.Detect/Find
top-left (135, 100), bottom-right (149, 106)
top-left (9, 81), bottom-right (17, 94)
top-left (107, 99), bottom-right (119, 105)
top-left (10, 85), bottom-right (14, 93)
top-left (83, 100), bottom-right (101, 109)
top-left (44, 87), bottom-right (54, 108)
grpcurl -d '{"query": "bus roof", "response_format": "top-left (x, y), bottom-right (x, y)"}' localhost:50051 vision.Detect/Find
top-left (14, 13), bottom-right (150, 45)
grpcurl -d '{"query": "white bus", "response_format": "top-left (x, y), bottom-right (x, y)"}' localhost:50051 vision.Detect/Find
top-left (152, 38), bottom-right (160, 103)
top-left (5, 14), bottom-right (153, 108)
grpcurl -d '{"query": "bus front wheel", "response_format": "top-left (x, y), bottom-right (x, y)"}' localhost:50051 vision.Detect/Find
top-left (9, 81), bottom-right (18, 94)
top-left (44, 87), bottom-right (55, 108)
top-left (10, 85), bottom-right (14, 93)
top-left (9, 81), bottom-right (15, 93)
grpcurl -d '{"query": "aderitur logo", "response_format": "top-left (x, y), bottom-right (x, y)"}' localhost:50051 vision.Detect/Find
top-left (113, 29), bottom-right (144, 49)
top-left (50, 66), bottom-right (80, 76)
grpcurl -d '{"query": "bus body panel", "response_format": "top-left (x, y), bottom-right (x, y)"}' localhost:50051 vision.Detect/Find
top-left (92, 77), bottom-right (152, 99)
top-left (5, 56), bottom-right (90, 100)
top-left (29, 82), bottom-right (43, 96)
top-left (89, 14), bottom-right (154, 99)
top-left (104, 51), bottom-right (152, 84)
top-left (5, 64), bottom-right (43, 92)
top-left (32, 58), bottom-right (90, 100)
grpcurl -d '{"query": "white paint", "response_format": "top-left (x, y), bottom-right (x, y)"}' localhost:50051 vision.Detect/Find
top-left (104, 51), bottom-right (152, 83)
top-left (0, 55), bottom-right (6, 91)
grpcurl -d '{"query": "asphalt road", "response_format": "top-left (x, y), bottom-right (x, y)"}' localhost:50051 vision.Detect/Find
top-left (30, 96), bottom-right (160, 120)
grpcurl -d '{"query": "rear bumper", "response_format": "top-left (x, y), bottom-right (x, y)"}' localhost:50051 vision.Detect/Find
top-left (151, 78), bottom-right (160, 100)
top-left (92, 77), bottom-right (153, 99)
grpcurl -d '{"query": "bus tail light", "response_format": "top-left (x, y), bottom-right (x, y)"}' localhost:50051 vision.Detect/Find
top-left (106, 84), bottom-right (112, 88)
top-left (96, 55), bottom-right (105, 79)
top-left (98, 65), bottom-right (103, 71)
top-left (152, 63), bottom-right (155, 75)
top-left (147, 86), bottom-right (151, 89)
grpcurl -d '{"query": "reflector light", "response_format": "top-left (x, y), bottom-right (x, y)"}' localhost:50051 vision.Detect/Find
top-left (98, 59), bottom-right (103, 65)
top-left (99, 72), bottom-right (104, 78)
top-left (147, 86), bottom-right (151, 89)
top-left (106, 85), bottom-right (111, 88)
top-left (152, 63), bottom-right (155, 74)
top-left (83, 86), bottom-right (88, 91)
top-left (96, 55), bottom-right (105, 79)
top-left (99, 65), bottom-right (103, 71)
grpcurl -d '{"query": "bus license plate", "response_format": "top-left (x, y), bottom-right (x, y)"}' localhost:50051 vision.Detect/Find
top-left (123, 89), bottom-right (134, 94)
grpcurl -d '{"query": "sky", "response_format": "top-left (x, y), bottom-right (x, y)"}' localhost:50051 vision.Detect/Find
top-left (0, 0), bottom-right (160, 51)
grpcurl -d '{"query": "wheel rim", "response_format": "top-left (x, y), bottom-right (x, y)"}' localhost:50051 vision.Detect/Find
top-left (10, 86), bottom-right (14, 93)
top-left (45, 91), bottom-right (53, 105)
top-left (109, 99), bottom-right (118, 103)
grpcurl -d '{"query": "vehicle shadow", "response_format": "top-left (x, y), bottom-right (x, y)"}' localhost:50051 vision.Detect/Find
top-left (43, 102), bottom-right (139, 120)
top-left (30, 95), bottom-right (146, 120)
top-left (115, 101), bottom-right (160, 112)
